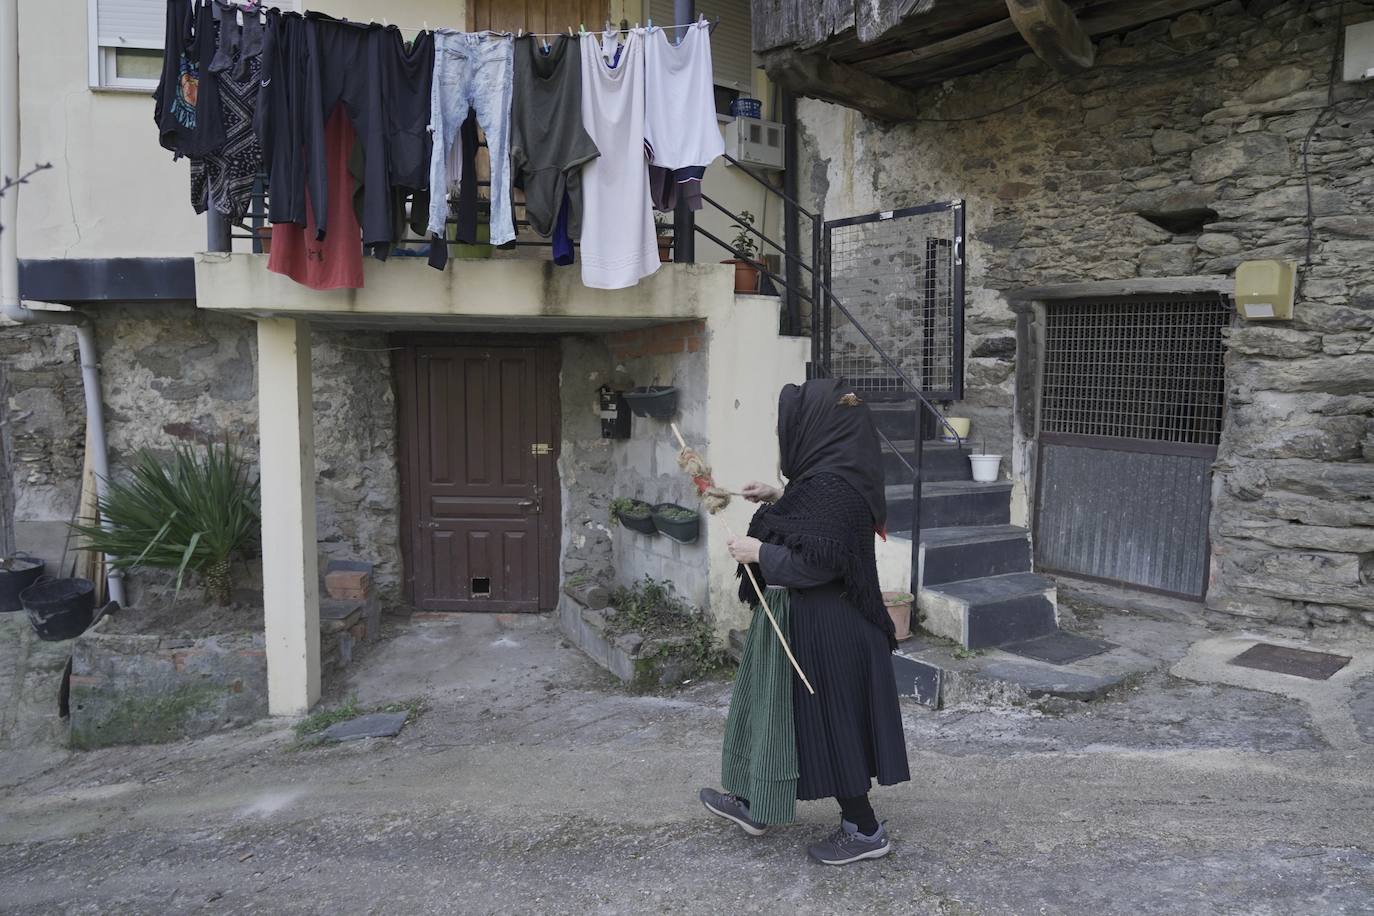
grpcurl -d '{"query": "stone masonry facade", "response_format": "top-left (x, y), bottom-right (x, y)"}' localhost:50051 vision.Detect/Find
top-left (6, 305), bottom-right (403, 603)
top-left (559, 323), bottom-right (716, 619)
top-left (796, 0), bottom-right (1374, 628)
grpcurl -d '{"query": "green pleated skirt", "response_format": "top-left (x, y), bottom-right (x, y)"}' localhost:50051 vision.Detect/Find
top-left (720, 587), bottom-right (799, 825)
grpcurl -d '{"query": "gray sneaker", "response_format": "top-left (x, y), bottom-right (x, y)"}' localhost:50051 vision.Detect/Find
top-left (699, 788), bottom-right (768, 837)
top-left (807, 820), bottom-right (891, 865)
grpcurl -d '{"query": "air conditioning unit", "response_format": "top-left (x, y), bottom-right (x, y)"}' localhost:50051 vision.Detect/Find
top-left (724, 117), bottom-right (785, 171)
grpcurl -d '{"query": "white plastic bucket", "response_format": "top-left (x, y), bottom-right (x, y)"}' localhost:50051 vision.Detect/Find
top-left (969, 454), bottom-right (1002, 483)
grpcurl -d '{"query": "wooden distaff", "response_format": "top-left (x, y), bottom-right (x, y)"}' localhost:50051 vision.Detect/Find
top-left (670, 423), bottom-right (815, 695)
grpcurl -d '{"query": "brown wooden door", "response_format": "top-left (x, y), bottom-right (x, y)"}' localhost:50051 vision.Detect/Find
top-left (400, 343), bottom-right (560, 612)
top-left (467, 0), bottom-right (610, 34)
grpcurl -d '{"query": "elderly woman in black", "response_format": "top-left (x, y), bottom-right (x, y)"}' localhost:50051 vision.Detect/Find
top-left (699, 378), bottom-right (910, 865)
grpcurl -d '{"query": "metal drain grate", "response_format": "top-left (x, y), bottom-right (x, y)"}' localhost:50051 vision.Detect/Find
top-left (1229, 643), bottom-right (1352, 680)
top-left (1001, 632), bottom-right (1115, 666)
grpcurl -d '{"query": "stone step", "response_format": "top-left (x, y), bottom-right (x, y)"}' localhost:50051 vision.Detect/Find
top-left (919, 525), bottom-right (1033, 587)
top-left (867, 402), bottom-right (923, 441)
top-left (880, 439), bottom-right (971, 484)
top-left (886, 480), bottom-right (1012, 530)
top-left (920, 572), bottom-right (1059, 649)
top-left (891, 631), bottom-right (1162, 708)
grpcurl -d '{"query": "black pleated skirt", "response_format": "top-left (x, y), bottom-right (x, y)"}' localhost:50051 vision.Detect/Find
top-left (789, 581), bottom-right (911, 800)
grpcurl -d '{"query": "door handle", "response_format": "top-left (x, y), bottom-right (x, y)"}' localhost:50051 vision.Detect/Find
top-left (517, 498), bottom-right (539, 512)
top-left (419, 520), bottom-right (440, 529)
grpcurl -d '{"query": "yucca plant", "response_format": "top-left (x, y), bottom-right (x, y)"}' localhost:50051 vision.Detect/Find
top-left (72, 441), bottom-right (260, 605)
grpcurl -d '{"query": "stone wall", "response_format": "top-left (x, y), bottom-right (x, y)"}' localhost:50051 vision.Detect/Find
top-left (558, 324), bottom-right (713, 612)
top-left (795, 0), bottom-right (1374, 627)
top-left (4, 305), bottom-right (403, 603)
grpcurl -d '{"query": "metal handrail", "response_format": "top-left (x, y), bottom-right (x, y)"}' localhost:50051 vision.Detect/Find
top-left (719, 152), bottom-right (817, 221)
top-left (700, 192), bottom-right (815, 278)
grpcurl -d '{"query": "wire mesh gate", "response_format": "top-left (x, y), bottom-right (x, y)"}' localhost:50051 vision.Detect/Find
top-left (819, 202), bottom-right (965, 401)
top-left (1034, 295), bottom-right (1232, 599)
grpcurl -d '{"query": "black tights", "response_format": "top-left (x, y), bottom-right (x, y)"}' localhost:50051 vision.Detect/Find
top-left (837, 794), bottom-right (878, 835)
top-left (735, 793), bottom-right (878, 835)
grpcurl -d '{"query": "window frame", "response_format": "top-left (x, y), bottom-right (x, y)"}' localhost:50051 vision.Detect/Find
top-left (87, 0), bottom-right (165, 92)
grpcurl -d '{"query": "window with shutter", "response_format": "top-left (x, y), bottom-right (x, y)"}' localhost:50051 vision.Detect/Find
top-left (88, 0), bottom-right (298, 91)
top-left (646, 0), bottom-right (754, 93)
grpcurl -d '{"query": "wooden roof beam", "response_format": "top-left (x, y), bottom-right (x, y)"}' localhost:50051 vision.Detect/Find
top-left (861, 0), bottom-right (1223, 81)
top-left (760, 48), bottom-right (924, 122)
top-left (1005, 0), bottom-right (1095, 72)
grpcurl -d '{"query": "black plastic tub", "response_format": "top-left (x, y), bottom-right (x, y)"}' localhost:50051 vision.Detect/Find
top-left (652, 504), bottom-right (700, 544)
top-left (0, 555), bottom-right (45, 613)
top-left (21, 577), bottom-right (96, 642)
top-left (615, 500), bottom-right (658, 536)
top-left (622, 386), bottom-right (679, 419)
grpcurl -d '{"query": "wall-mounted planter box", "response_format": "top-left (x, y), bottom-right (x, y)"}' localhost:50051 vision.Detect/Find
top-left (652, 503), bottom-right (700, 544)
top-left (622, 386), bottom-right (679, 419)
top-left (614, 499), bottom-right (658, 536)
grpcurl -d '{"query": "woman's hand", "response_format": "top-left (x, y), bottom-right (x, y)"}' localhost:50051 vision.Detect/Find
top-left (727, 535), bottom-right (763, 566)
top-left (740, 481), bottom-right (782, 504)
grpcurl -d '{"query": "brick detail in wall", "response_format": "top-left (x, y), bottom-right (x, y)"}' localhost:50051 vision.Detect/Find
top-left (609, 321), bottom-right (705, 361)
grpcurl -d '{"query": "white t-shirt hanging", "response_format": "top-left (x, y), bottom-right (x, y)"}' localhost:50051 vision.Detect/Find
top-left (644, 20), bottom-right (725, 170)
top-left (579, 28), bottom-right (660, 290)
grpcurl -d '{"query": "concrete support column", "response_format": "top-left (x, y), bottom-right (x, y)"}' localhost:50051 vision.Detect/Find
top-left (256, 318), bottom-right (320, 715)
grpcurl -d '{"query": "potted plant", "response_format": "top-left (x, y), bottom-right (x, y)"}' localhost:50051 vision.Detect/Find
top-left (969, 439), bottom-right (1002, 483)
top-left (655, 213), bottom-right (674, 263)
top-left (0, 553), bottom-right (45, 613)
top-left (622, 386), bottom-right (679, 419)
top-left (71, 440), bottom-right (261, 606)
top-left (611, 498), bottom-right (657, 536)
top-left (722, 211), bottom-right (761, 294)
top-left (651, 503), bottom-right (700, 544)
top-left (941, 417), bottom-right (971, 443)
top-left (882, 591), bottom-right (914, 641)
top-left (21, 576), bottom-right (96, 641)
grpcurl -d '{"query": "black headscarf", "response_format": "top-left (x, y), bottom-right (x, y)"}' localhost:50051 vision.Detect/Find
top-left (777, 379), bottom-right (887, 533)
top-left (740, 379), bottom-right (897, 648)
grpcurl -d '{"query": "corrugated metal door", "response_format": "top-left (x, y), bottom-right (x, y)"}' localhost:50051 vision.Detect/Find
top-left (1034, 296), bottom-right (1231, 598)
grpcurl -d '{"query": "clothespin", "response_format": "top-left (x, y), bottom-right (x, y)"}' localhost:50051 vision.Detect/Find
top-left (567, 26), bottom-right (573, 37)
top-left (517, 28), bottom-right (522, 37)
top-left (236, 6), bottom-right (243, 26)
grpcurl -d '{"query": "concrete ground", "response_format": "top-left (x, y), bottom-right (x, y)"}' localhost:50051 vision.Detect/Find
top-left (1, 610), bottom-right (1373, 915)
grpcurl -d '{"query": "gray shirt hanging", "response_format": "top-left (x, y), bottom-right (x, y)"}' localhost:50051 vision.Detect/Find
top-left (510, 35), bottom-right (601, 239)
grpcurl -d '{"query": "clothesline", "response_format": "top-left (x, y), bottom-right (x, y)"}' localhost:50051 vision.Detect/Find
top-left (203, 1), bottom-right (718, 41)
top-left (373, 19), bottom-right (719, 39)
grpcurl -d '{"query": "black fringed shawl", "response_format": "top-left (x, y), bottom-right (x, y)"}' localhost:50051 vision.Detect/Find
top-left (738, 379), bottom-right (896, 649)
top-left (740, 473), bottom-right (896, 649)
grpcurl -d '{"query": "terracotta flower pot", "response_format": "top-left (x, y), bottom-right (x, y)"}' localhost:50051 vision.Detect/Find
top-left (883, 591), bottom-right (913, 641)
top-left (725, 259), bottom-right (760, 293)
top-left (657, 235), bottom-right (673, 263)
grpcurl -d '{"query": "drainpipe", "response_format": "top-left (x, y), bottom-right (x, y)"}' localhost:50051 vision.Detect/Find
top-left (671, 0), bottom-right (696, 263)
top-left (0, 0), bottom-right (124, 605)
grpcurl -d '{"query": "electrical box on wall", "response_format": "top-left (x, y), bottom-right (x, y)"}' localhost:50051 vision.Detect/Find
top-left (1344, 20), bottom-right (1374, 82)
top-left (598, 386), bottom-right (631, 439)
top-left (724, 117), bottom-right (785, 171)
top-left (1235, 260), bottom-right (1296, 321)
